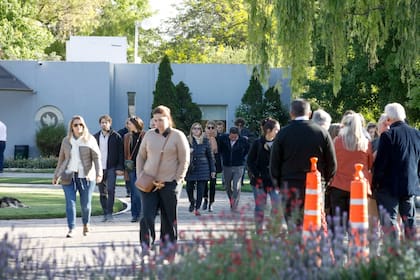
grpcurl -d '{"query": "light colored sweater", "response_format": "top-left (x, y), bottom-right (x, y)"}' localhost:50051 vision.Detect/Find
top-left (137, 128), bottom-right (190, 183)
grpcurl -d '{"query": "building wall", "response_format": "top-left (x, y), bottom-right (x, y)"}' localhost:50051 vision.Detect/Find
top-left (0, 61), bottom-right (290, 159)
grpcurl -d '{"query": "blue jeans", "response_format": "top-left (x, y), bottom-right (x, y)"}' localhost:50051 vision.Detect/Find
top-left (128, 170), bottom-right (141, 219)
top-left (252, 185), bottom-right (281, 232)
top-left (62, 176), bottom-right (95, 230)
top-left (97, 168), bottom-right (117, 217)
top-left (375, 189), bottom-right (417, 240)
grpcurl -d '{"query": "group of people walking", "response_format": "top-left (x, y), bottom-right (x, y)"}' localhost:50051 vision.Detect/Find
top-left (51, 99), bottom-right (419, 253)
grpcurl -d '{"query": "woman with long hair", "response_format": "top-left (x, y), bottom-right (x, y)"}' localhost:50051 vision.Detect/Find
top-left (185, 122), bottom-right (215, 215)
top-left (137, 105), bottom-right (189, 255)
top-left (53, 115), bottom-right (103, 238)
top-left (327, 113), bottom-right (373, 230)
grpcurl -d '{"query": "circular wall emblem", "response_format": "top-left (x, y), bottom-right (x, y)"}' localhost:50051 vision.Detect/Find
top-left (35, 105), bottom-right (64, 127)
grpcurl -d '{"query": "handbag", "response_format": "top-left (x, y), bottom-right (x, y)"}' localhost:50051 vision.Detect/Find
top-left (135, 133), bottom-right (171, 193)
top-left (124, 135), bottom-right (141, 172)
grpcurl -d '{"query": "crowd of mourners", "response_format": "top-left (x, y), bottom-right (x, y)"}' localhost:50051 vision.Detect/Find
top-left (50, 99), bottom-right (419, 255)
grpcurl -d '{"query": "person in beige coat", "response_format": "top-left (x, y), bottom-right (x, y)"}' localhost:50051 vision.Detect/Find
top-left (137, 105), bottom-right (189, 254)
top-left (53, 115), bottom-right (102, 238)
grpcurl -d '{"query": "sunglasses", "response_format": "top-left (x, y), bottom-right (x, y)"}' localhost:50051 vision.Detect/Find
top-left (73, 123), bottom-right (84, 128)
top-left (207, 126), bottom-right (215, 129)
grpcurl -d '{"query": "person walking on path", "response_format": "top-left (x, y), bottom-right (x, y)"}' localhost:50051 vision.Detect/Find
top-left (247, 117), bottom-right (281, 233)
top-left (373, 103), bottom-right (420, 242)
top-left (218, 126), bottom-right (250, 212)
top-left (52, 115), bottom-right (103, 238)
top-left (185, 122), bottom-right (215, 216)
top-left (0, 120), bottom-right (6, 173)
top-left (137, 105), bottom-right (189, 252)
top-left (94, 115), bottom-right (124, 222)
top-left (270, 98), bottom-right (337, 228)
top-left (124, 116), bottom-right (145, 223)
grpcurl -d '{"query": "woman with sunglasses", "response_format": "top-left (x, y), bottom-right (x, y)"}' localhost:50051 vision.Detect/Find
top-left (202, 120), bottom-right (222, 212)
top-left (186, 122), bottom-right (216, 215)
top-left (53, 115), bottom-right (103, 238)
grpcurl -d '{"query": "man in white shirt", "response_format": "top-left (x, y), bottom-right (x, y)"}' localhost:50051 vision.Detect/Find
top-left (0, 120), bottom-right (6, 173)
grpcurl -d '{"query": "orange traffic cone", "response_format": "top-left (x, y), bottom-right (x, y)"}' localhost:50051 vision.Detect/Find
top-left (349, 163), bottom-right (369, 259)
top-left (302, 157), bottom-right (322, 239)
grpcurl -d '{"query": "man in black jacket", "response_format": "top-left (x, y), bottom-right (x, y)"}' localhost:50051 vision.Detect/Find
top-left (218, 126), bottom-right (250, 212)
top-left (94, 115), bottom-right (124, 222)
top-left (270, 99), bottom-right (337, 226)
top-left (373, 103), bottom-right (420, 241)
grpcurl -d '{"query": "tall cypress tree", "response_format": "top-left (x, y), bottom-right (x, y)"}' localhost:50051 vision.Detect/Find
top-left (152, 55), bottom-right (177, 111)
top-left (174, 81), bottom-right (202, 133)
top-left (263, 86), bottom-right (289, 126)
top-left (235, 67), bottom-right (264, 134)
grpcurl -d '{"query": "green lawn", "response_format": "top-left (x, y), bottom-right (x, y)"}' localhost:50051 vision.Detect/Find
top-left (0, 186), bottom-right (124, 219)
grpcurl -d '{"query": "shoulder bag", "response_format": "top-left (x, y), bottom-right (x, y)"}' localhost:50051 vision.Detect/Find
top-left (124, 135), bottom-right (141, 172)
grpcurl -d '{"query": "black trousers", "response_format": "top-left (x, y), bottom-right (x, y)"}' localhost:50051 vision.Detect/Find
top-left (203, 177), bottom-right (216, 204)
top-left (139, 181), bottom-right (178, 248)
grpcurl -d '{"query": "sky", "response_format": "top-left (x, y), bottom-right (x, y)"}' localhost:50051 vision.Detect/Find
top-left (146, 0), bottom-right (184, 29)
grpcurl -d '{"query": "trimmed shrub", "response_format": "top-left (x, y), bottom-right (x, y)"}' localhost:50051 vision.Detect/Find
top-left (35, 124), bottom-right (66, 157)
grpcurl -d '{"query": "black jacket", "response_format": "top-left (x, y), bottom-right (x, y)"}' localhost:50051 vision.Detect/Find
top-left (247, 136), bottom-right (274, 188)
top-left (373, 121), bottom-right (420, 197)
top-left (218, 133), bottom-right (250, 167)
top-left (94, 129), bottom-right (124, 170)
top-left (270, 120), bottom-right (337, 186)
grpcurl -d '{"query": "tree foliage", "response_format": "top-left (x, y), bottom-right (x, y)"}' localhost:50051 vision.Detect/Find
top-left (147, 0), bottom-right (249, 63)
top-left (35, 124), bottom-right (66, 157)
top-left (246, 0), bottom-right (419, 100)
top-left (263, 86), bottom-right (289, 127)
top-left (152, 55), bottom-right (202, 133)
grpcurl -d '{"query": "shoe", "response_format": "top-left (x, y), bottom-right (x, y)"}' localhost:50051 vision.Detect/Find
top-left (131, 217), bottom-right (139, 223)
top-left (189, 203), bottom-right (194, 212)
top-left (106, 215), bottom-right (114, 222)
top-left (101, 216), bottom-right (107, 222)
top-left (66, 230), bottom-right (73, 238)
top-left (83, 225), bottom-right (89, 236)
top-left (126, 194), bottom-right (130, 198)
top-left (194, 210), bottom-right (201, 216)
top-left (208, 204), bottom-right (213, 212)
top-left (202, 199), bottom-right (208, 210)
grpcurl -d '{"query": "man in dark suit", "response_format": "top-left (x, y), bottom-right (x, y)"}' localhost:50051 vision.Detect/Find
top-left (373, 103), bottom-right (420, 241)
top-left (270, 98), bottom-right (337, 226)
top-left (94, 115), bottom-right (124, 222)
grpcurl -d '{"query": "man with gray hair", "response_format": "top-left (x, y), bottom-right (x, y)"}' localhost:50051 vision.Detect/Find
top-left (373, 102), bottom-right (420, 241)
top-left (312, 109), bottom-right (332, 130)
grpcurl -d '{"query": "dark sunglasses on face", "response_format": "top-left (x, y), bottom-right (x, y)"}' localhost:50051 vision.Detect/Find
top-left (73, 123), bottom-right (84, 128)
top-left (207, 126), bottom-right (215, 129)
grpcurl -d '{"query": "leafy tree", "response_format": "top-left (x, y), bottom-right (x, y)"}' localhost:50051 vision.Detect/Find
top-left (152, 55), bottom-right (177, 111)
top-left (173, 82), bottom-right (202, 133)
top-left (263, 86), bottom-right (289, 127)
top-left (147, 0), bottom-right (249, 63)
top-left (246, 0), bottom-right (419, 101)
top-left (0, 0), bottom-right (54, 59)
top-left (235, 68), bottom-right (264, 134)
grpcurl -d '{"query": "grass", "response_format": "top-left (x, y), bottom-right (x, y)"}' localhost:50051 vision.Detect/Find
top-left (0, 186), bottom-right (124, 219)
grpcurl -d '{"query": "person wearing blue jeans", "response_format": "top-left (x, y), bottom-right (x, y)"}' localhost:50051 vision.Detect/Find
top-left (52, 115), bottom-right (102, 238)
top-left (128, 169), bottom-right (142, 222)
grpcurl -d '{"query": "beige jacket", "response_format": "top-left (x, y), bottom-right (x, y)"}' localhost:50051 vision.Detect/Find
top-left (137, 128), bottom-right (189, 183)
top-left (54, 135), bottom-right (103, 185)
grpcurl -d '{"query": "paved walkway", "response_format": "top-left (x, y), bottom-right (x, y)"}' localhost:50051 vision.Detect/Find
top-left (0, 172), bottom-right (256, 266)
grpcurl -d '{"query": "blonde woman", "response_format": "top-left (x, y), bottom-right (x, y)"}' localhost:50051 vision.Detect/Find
top-left (185, 122), bottom-right (216, 215)
top-left (327, 113), bottom-right (373, 230)
top-left (53, 115), bottom-right (103, 238)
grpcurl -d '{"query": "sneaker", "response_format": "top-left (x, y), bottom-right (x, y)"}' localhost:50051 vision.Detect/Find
top-left (208, 204), bottom-right (213, 212)
top-left (189, 203), bottom-right (194, 212)
top-left (101, 216), bottom-right (107, 222)
top-left (194, 210), bottom-right (201, 216)
top-left (66, 230), bottom-right (73, 238)
top-left (202, 199), bottom-right (208, 210)
top-left (131, 217), bottom-right (139, 223)
top-left (106, 215), bottom-right (114, 222)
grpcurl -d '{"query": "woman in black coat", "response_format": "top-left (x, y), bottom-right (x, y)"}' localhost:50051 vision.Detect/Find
top-left (247, 118), bottom-right (281, 233)
top-left (185, 122), bottom-right (216, 216)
